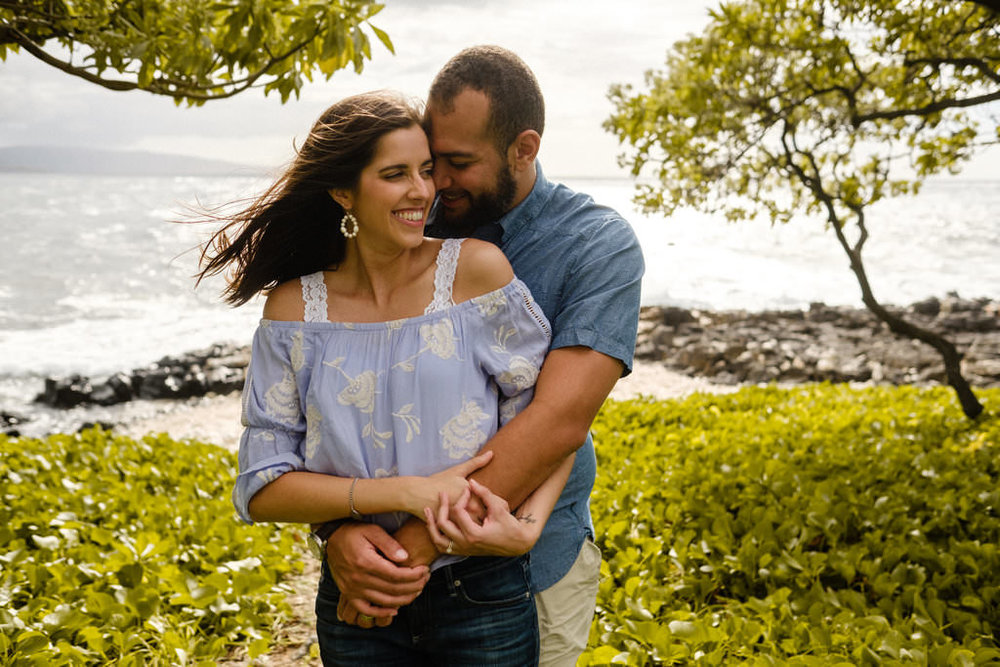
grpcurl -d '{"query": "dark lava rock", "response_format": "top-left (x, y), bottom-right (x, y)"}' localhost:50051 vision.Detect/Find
top-left (35, 343), bottom-right (250, 409)
top-left (636, 295), bottom-right (1000, 388)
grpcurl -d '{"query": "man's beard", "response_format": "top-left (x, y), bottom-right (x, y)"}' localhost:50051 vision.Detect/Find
top-left (440, 165), bottom-right (517, 236)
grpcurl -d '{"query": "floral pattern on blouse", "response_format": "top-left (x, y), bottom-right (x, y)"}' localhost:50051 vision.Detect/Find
top-left (233, 278), bottom-right (551, 531)
top-left (440, 399), bottom-right (491, 460)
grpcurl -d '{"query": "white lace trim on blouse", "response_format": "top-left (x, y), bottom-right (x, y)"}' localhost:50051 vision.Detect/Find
top-left (299, 239), bottom-right (463, 322)
top-left (424, 238), bottom-right (464, 315)
top-left (301, 272), bottom-right (328, 323)
top-left (514, 280), bottom-right (551, 337)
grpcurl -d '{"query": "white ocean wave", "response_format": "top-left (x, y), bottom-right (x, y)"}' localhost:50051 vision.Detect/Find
top-left (1, 173), bottom-right (997, 379)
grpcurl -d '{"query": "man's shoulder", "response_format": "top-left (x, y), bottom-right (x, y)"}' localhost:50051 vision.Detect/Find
top-left (544, 182), bottom-right (632, 229)
top-left (535, 183), bottom-right (640, 254)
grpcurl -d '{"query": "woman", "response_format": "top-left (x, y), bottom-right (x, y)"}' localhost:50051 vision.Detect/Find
top-left (196, 91), bottom-right (571, 665)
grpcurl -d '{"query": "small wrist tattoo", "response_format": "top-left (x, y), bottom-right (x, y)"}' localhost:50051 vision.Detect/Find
top-left (516, 513), bottom-right (537, 524)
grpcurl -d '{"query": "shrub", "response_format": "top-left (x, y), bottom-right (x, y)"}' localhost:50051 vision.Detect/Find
top-left (0, 428), bottom-right (302, 665)
top-left (584, 384), bottom-right (1000, 665)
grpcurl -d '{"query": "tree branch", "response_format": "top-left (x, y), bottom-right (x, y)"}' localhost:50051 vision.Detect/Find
top-left (4, 16), bottom-right (329, 100)
top-left (903, 56), bottom-right (1000, 86)
top-left (144, 25), bottom-right (325, 100)
top-left (853, 89), bottom-right (1000, 124)
top-left (5, 26), bottom-right (137, 91)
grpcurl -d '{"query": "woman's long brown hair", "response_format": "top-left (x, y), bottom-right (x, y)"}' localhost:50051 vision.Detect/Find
top-left (195, 91), bottom-right (423, 306)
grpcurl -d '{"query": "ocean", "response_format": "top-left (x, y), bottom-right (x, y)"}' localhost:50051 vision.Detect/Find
top-left (2, 172), bottom-right (998, 387)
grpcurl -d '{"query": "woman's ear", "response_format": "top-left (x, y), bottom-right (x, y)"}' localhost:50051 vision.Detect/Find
top-left (509, 130), bottom-right (541, 171)
top-left (328, 188), bottom-right (353, 211)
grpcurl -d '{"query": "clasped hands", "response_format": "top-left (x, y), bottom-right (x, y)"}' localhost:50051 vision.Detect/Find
top-left (326, 451), bottom-right (540, 628)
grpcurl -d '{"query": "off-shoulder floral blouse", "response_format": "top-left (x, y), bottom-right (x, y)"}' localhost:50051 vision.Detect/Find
top-left (232, 239), bottom-right (552, 536)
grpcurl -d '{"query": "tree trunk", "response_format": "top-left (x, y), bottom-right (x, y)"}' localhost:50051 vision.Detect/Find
top-left (836, 230), bottom-right (984, 419)
top-left (859, 295), bottom-right (984, 419)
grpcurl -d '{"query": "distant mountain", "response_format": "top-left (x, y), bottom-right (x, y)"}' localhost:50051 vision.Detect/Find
top-left (0, 146), bottom-right (265, 176)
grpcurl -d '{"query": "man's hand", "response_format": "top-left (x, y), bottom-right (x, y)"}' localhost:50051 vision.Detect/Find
top-left (325, 522), bottom-right (430, 627)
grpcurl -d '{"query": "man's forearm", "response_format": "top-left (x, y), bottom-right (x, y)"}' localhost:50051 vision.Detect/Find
top-left (388, 405), bottom-right (580, 568)
top-left (389, 348), bottom-right (623, 558)
top-left (394, 516), bottom-right (442, 568)
top-left (469, 401), bottom-right (576, 509)
top-left (390, 395), bottom-right (591, 565)
top-left (470, 346), bottom-right (624, 509)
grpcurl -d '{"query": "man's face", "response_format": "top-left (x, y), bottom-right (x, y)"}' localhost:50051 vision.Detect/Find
top-left (425, 88), bottom-right (517, 234)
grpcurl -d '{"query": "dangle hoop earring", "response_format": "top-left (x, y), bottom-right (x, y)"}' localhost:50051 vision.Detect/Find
top-left (340, 210), bottom-right (359, 238)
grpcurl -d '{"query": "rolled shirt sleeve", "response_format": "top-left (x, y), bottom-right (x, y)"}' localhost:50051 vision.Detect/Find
top-left (549, 213), bottom-right (644, 377)
top-left (232, 322), bottom-right (309, 523)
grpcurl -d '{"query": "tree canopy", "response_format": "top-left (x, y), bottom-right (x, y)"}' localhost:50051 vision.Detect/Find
top-left (606, 0), bottom-right (999, 417)
top-left (0, 0), bottom-right (394, 104)
top-left (607, 0), bottom-right (999, 223)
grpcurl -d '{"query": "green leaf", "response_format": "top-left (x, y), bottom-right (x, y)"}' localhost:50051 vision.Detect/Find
top-left (0, 429), bottom-right (303, 662)
top-left (0, 0), bottom-right (394, 102)
top-left (369, 23), bottom-right (394, 54)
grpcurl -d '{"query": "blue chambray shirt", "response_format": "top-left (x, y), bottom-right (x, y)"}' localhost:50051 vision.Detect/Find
top-left (433, 164), bottom-right (645, 591)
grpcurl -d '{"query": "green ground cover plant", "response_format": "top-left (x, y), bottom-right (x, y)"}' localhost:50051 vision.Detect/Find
top-left (583, 384), bottom-right (1000, 665)
top-left (0, 428), bottom-right (302, 665)
top-left (3, 383), bottom-right (997, 665)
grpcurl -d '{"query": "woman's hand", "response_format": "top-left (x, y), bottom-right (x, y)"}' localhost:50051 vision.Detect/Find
top-left (423, 479), bottom-right (542, 557)
top-left (399, 450), bottom-right (493, 518)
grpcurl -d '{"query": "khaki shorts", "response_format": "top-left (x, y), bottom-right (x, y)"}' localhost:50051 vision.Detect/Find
top-left (534, 538), bottom-right (602, 666)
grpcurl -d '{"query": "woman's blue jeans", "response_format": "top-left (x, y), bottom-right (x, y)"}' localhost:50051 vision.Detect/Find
top-left (316, 554), bottom-right (539, 666)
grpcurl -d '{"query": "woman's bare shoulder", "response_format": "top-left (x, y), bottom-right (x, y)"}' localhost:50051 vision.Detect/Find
top-left (453, 238), bottom-right (515, 303)
top-left (262, 277), bottom-right (307, 321)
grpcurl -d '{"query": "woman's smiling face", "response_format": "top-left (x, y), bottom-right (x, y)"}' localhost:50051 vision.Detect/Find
top-left (347, 124), bottom-right (435, 251)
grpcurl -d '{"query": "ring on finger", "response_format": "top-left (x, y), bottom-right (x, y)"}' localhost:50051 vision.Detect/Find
top-left (358, 613), bottom-right (374, 625)
top-left (445, 540), bottom-right (454, 554)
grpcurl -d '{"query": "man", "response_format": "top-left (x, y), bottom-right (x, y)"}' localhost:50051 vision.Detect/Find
top-left (318, 45), bottom-right (644, 665)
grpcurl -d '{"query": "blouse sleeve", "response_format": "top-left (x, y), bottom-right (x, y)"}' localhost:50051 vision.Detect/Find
top-left (232, 323), bottom-right (309, 523)
top-left (470, 279), bottom-right (552, 427)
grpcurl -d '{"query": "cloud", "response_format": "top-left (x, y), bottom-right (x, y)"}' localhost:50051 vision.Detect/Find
top-left (0, 1), bottom-right (715, 176)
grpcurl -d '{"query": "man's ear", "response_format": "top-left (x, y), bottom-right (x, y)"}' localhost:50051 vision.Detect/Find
top-left (328, 189), bottom-right (353, 211)
top-left (508, 130), bottom-right (541, 171)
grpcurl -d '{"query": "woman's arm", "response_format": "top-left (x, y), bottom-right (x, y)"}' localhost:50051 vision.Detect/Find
top-left (248, 451), bottom-right (493, 524)
top-left (423, 452), bottom-right (575, 557)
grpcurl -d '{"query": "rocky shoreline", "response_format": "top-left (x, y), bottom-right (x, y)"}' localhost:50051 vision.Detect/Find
top-left (635, 293), bottom-right (999, 387)
top-left (1, 345), bottom-right (250, 438)
top-left (5, 294), bottom-right (997, 437)
top-left (34, 343), bottom-right (249, 409)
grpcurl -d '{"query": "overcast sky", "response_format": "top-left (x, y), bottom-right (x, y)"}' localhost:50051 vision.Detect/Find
top-left (1, 0), bottom-right (996, 179)
top-left (0, 1), bottom-right (719, 178)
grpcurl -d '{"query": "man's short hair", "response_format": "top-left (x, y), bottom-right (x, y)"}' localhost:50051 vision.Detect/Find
top-left (428, 45), bottom-right (545, 153)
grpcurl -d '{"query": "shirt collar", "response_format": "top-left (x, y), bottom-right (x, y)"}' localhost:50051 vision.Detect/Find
top-left (498, 161), bottom-right (554, 242)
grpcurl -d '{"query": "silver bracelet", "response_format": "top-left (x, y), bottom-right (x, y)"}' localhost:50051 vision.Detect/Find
top-left (348, 477), bottom-right (362, 519)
